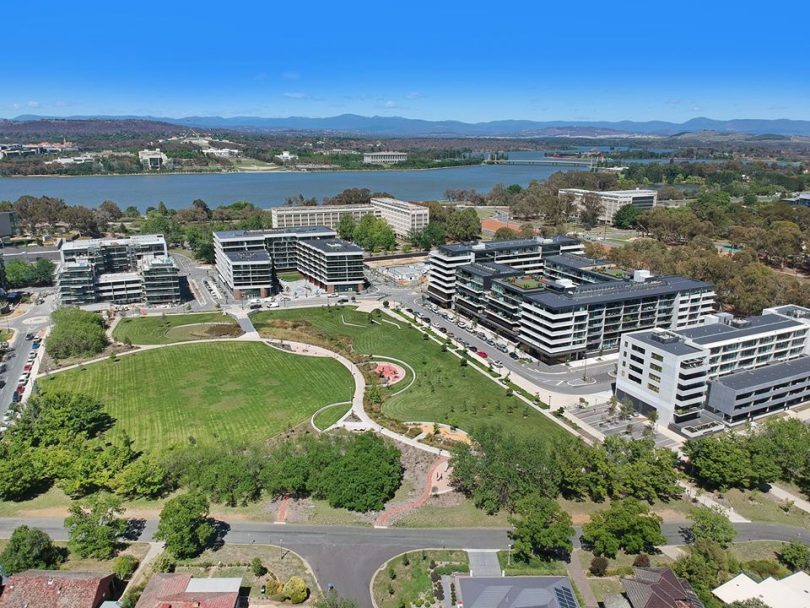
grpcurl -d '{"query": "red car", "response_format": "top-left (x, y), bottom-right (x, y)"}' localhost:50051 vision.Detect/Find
top-left (476, 350), bottom-right (488, 358)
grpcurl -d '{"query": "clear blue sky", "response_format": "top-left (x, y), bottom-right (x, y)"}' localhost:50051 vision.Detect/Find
top-left (2, 0), bottom-right (808, 122)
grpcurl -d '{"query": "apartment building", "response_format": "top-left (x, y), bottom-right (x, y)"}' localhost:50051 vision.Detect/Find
top-left (368, 197), bottom-right (429, 237)
top-left (296, 239), bottom-right (365, 293)
top-left (454, 263), bottom-right (522, 322)
top-left (213, 226), bottom-right (366, 297)
top-left (543, 254), bottom-right (624, 285)
top-left (559, 188), bottom-right (658, 224)
top-left (138, 148), bottom-right (169, 170)
top-left (363, 151), bottom-right (407, 164)
top-left (616, 305), bottom-right (810, 428)
top-left (426, 236), bottom-right (584, 307)
top-left (271, 205), bottom-right (376, 231)
top-left (271, 197), bottom-right (429, 238)
top-left (518, 271), bottom-right (715, 362)
top-left (56, 235), bottom-right (180, 306)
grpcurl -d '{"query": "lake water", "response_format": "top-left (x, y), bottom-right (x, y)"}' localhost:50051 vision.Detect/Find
top-left (0, 162), bottom-right (577, 211)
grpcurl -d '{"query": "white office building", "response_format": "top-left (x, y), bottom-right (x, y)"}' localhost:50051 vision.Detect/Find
top-left (369, 197), bottom-right (429, 237)
top-left (616, 304), bottom-right (810, 429)
top-left (558, 188), bottom-right (658, 224)
top-left (138, 148), bottom-right (169, 170)
top-left (363, 151), bottom-right (408, 165)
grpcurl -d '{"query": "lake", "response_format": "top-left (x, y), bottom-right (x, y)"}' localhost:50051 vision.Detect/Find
top-left (0, 162), bottom-right (577, 211)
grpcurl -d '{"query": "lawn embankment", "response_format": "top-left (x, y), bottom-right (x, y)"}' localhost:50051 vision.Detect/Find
top-left (112, 312), bottom-right (242, 345)
top-left (252, 306), bottom-right (568, 441)
top-left (41, 341), bottom-right (353, 451)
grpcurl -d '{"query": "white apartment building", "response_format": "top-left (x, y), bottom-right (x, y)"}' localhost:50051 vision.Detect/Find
top-left (296, 239), bottom-right (365, 293)
top-left (363, 151), bottom-right (408, 164)
top-left (138, 148), bottom-right (169, 170)
top-left (518, 271), bottom-right (715, 363)
top-left (274, 151), bottom-right (299, 162)
top-left (369, 197), bottom-right (429, 237)
top-left (559, 188), bottom-right (658, 224)
top-left (271, 197), bottom-right (429, 238)
top-left (426, 236), bottom-right (584, 307)
top-left (616, 305), bottom-right (810, 429)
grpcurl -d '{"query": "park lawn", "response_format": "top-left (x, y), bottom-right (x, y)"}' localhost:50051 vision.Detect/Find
top-left (373, 550), bottom-right (469, 608)
top-left (252, 307), bottom-right (569, 441)
top-left (175, 544), bottom-right (318, 600)
top-left (277, 270), bottom-right (304, 282)
top-left (113, 312), bottom-right (241, 345)
top-left (40, 341), bottom-right (354, 452)
top-left (312, 402), bottom-right (352, 431)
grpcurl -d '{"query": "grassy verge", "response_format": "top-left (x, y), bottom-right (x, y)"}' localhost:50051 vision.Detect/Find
top-left (372, 550), bottom-right (469, 608)
top-left (252, 307), bottom-right (568, 442)
top-left (113, 312), bottom-right (240, 345)
top-left (497, 551), bottom-right (566, 576)
top-left (393, 498), bottom-right (510, 528)
top-left (40, 341), bottom-right (353, 451)
top-left (312, 403), bottom-right (351, 431)
top-left (716, 489), bottom-right (810, 528)
top-left (575, 548), bottom-right (673, 577)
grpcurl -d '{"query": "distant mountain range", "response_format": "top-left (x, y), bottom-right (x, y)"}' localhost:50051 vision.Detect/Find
top-left (8, 114), bottom-right (810, 137)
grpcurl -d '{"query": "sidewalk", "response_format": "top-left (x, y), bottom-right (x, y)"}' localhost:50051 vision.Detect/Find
top-left (768, 484), bottom-right (810, 515)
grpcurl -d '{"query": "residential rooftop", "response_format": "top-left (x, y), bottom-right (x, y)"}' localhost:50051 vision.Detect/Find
top-left (628, 330), bottom-right (706, 357)
top-left (299, 238), bottom-right (364, 254)
top-left (544, 254), bottom-right (613, 269)
top-left (712, 355), bottom-right (810, 390)
top-left (457, 576), bottom-right (580, 608)
top-left (459, 262), bottom-right (521, 278)
top-left (558, 188), bottom-right (658, 196)
top-left (213, 226), bottom-right (335, 240)
top-left (496, 274), bottom-right (547, 291)
top-left (439, 235), bottom-right (580, 254)
top-left (677, 314), bottom-right (802, 345)
top-left (62, 233), bottom-right (166, 251)
top-left (224, 249), bottom-right (272, 263)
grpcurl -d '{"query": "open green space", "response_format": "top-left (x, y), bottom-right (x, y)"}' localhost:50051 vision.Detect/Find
top-left (372, 550), bottom-right (469, 608)
top-left (277, 270), bottom-right (304, 282)
top-left (252, 307), bottom-right (569, 440)
top-left (41, 341), bottom-right (354, 451)
top-left (717, 489), bottom-right (810, 529)
top-left (497, 551), bottom-right (567, 576)
top-left (312, 402), bottom-right (351, 431)
top-left (113, 312), bottom-right (241, 345)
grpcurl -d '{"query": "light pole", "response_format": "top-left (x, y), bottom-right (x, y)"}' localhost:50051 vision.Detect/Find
top-left (508, 544), bottom-right (512, 567)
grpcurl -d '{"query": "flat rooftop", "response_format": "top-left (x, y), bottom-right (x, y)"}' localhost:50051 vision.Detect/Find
top-left (62, 233), bottom-right (166, 251)
top-left (97, 271), bottom-right (141, 283)
top-left (628, 330), bottom-right (705, 357)
top-left (438, 235), bottom-right (580, 255)
top-left (678, 314), bottom-right (803, 345)
top-left (496, 274), bottom-right (547, 292)
top-left (545, 254), bottom-right (612, 269)
top-left (224, 249), bottom-right (272, 263)
top-left (274, 203), bottom-right (374, 212)
top-left (459, 262), bottom-right (521, 278)
top-left (370, 197), bottom-right (425, 210)
top-left (559, 188), bottom-right (658, 196)
top-left (712, 355), bottom-right (810, 391)
top-left (526, 275), bottom-right (711, 309)
top-left (214, 226), bottom-right (335, 240)
top-left (299, 238), bottom-right (363, 254)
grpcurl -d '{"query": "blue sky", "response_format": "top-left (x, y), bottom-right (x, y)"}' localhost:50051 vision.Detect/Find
top-left (1, 0), bottom-right (808, 122)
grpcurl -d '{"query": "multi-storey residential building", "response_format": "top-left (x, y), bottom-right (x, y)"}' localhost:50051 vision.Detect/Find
top-left (56, 235), bottom-right (180, 305)
top-left (543, 254), bottom-right (624, 285)
top-left (271, 205), bottom-right (377, 231)
top-left (296, 239), bottom-right (365, 293)
top-left (558, 188), bottom-right (658, 224)
top-left (426, 236), bottom-right (584, 307)
top-left (213, 226), bottom-right (366, 297)
top-left (454, 263), bottom-right (522, 322)
top-left (484, 275), bottom-right (547, 342)
top-left (271, 197), bottom-right (429, 238)
top-left (368, 197), bottom-right (430, 237)
top-left (363, 151), bottom-right (407, 164)
top-left (0, 211), bottom-right (18, 241)
top-left (518, 271), bottom-right (715, 362)
top-left (616, 305), bottom-right (810, 427)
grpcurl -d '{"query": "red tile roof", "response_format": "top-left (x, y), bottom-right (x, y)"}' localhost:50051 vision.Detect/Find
top-left (135, 574), bottom-right (239, 608)
top-left (0, 570), bottom-right (114, 608)
top-left (623, 568), bottom-right (704, 608)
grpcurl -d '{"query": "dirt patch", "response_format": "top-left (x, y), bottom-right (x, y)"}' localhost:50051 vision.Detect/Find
top-left (417, 423), bottom-right (470, 444)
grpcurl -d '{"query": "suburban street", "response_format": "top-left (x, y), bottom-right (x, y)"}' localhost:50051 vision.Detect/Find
top-left (0, 517), bottom-right (807, 608)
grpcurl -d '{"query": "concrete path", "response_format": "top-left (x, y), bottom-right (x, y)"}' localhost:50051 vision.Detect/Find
top-left (125, 541), bottom-right (164, 591)
top-left (375, 457), bottom-right (448, 528)
top-left (680, 481), bottom-right (750, 523)
top-left (565, 560), bottom-right (598, 608)
top-left (768, 484), bottom-right (810, 515)
top-left (468, 550), bottom-right (502, 577)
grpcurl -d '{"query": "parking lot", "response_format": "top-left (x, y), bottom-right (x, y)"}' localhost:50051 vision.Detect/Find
top-left (570, 401), bottom-right (680, 449)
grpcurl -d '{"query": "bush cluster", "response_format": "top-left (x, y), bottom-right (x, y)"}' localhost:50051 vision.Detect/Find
top-left (47, 308), bottom-right (108, 360)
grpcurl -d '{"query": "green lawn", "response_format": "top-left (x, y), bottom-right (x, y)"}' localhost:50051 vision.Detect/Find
top-left (252, 307), bottom-right (568, 441)
top-left (277, 270), bottom-right (304, 282)
top-left (497, 551), bottom-right (566, 576)
top-left (113, 312), bottom-right (241, 345)
top-left (40, 341), bottom-right (354, 451)
top-left (717, 489), bottom-right (810, 528)
top-left (312, 402), bottom-right (351, 431)
top-left (372, 550), bottom-right (469, 608)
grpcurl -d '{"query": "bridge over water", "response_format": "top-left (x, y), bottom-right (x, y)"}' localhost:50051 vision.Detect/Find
top-left (488, 158), bottom-right (596, 168)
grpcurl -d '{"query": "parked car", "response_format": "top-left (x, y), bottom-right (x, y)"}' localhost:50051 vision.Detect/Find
top-left (25, 332), bottom-right (35, 341)
top-left (476, 350), bottom-right (488, 358)
top-left (22, 364), bottom-right (32, 373)
top-left (0, 380), bottom-right (5, 388)
top-left (32, 342), bottom-right (41, 350)
top-left (491, 360), bottom-right (504, 368)
top-left (509, 351), bottom-right (519, 359)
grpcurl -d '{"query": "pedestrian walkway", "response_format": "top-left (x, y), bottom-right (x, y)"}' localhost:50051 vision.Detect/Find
top-left (467, 551), bottom-right (501, 577)
top-left (768, 484), bottom-right (810, 515)
top-left (125, 542), bottom-right (164, 592)
top-left (565, 560), bottom-right (598, 608)
top-left (679, 481), bottom-right (749, 523)
top-left (375, 457), bottom-right (448, 527)
top-left (275, 496), bottom-right (290, 524)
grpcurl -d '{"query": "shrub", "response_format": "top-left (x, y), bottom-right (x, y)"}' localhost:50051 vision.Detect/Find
top-left (743, 559), bottom-right (788, 580)
top-left (430, 571), bottom-right (440, 583)
top-left (152, 553), bottom-right (176, 573)
top-left (429, 559), bottom-right (437, 569)
top-left (251, 557), bottom-right (267, 577)
top-left (119, 582), bottom-right (146, 608)
top-left (590, 556), bottom-right (609, 576)
top-left (633, 553), bottom-right (651, 568)
top-left (47, 308), bottom-right (109, 360)
top-left (778, 542), bottom-right (810, 572)
top-left (402, 553), bottom-right (410, 566)
top-left (270, 593), bottom-right (287, 601)
top-left (284, 576), bottom-right (309, 604)
top-left (113, 555), bottom-right (139, 580)
top-left (433, 564), bottom-right (470, 576)
top-left (388, 567), bottom-right (396, 580)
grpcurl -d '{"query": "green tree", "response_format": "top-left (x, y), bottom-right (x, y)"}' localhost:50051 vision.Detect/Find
top-left (154, 493), bottom-right (214, 558)
top-left (65, 492), bottom-right (128, 559)
top-left (674, 539), bottom-right (740, 607)
top-left (284, 575), bottom-right (309, 604)
top-left (778, 542), bottom-right (810, 572)
top-left (684, 433), bottom-right (779, 490)
top-left (445, 208), bottom-right (481, 241)
top-left (493, 227), bottom-right (519, 240)
top-left (509, 494), bottom-right (574, 562)
top-left (0, 526), bottom-right (66, 574)
top-left (612, 204), bottom-right (643, 229)
top-left (581, 498), bottom-right (666, 557)
top-left (687, 506), bottom-right (736, 548)
top-left (115, 454), bottom-right (169, 499)
top-left (337, 213), bottom-right (357, 240)
top-left (113, 555), bottom-right (139, 580)
top-left (578, 192), bottom-right (604, 228)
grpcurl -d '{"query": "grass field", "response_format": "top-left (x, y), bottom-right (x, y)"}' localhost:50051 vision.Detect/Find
top-left (252, 307), bottom-right (568, 441)
top-left (113, 312), bottom-right (241, 345)
top-left (41, 341), bottom-right (354, 451)
top-left (311, 402), bottom-right (351, 431)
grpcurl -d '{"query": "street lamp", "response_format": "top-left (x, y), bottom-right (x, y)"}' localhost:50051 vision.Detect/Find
top-left (507, 544), bottom-right (513, 567)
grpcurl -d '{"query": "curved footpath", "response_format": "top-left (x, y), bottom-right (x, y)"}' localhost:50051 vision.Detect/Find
top-left (0, 517), bottom-right (807, 608)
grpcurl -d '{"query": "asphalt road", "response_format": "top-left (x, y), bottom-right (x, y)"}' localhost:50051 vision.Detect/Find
top-left (1, 517), bottom-right (807, 608)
